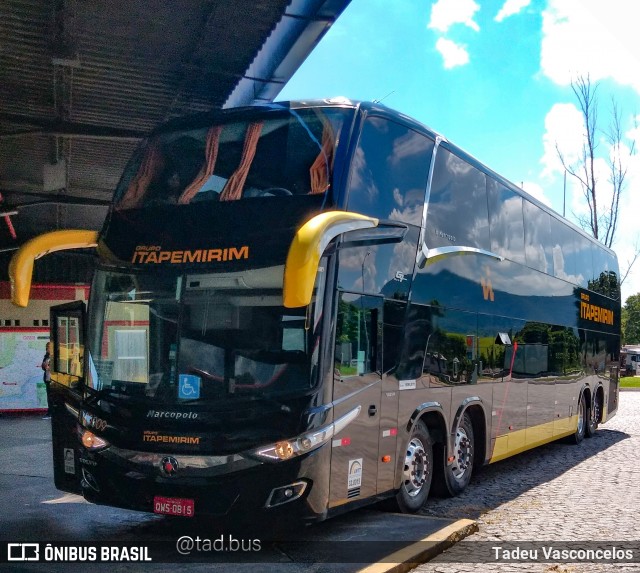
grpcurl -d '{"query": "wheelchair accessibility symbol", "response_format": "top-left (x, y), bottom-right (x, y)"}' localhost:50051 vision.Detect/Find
top-left (178, 374), bottom-right (201, 400)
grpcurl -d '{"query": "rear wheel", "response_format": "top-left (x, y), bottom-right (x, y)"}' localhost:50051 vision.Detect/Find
top-left (433, 412), bottom-right (474, 496)
top-left (572, 392), bottom-right (586, 444)
top-left (586, 391), bottom-right (602, 437)
top-left (395, 421), bottom-right (433, 513)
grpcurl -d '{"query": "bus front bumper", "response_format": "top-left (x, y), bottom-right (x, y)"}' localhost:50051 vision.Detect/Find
top-left (77, 444), bottom-right (329, 520)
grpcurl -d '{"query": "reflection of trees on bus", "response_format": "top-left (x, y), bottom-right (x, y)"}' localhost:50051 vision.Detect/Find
top-left (588, 270), bottom-right (620, 300)
top-left (424, 329), bottom-right (470, 384)
top-left (508, 323), bottom-right (581, 376)
top-left (423, 319), bottom-right (583, 384)
top-left (335, 297), bottom-right (375, 376)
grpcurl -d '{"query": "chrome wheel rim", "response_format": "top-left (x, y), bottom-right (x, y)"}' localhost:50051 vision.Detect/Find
top-left (577, 397), bottom-right (585, 435)
top-left (451, 426), bottom-right (472, 480)
top-left (592, 396), bottom-right (601, 426)
top-left (403, 437), bottom-right (428, 497)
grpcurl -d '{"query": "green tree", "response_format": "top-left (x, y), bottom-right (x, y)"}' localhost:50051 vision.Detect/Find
top-left (623, 294), bottom-right (640, 344)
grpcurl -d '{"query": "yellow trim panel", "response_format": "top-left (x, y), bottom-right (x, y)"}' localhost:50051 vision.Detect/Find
top-left (283, 211), bottom-right (378, 308)
top-left (489, 415), bottom-right (580, 463)
top-left (9, 229), bottom-right (99, 307)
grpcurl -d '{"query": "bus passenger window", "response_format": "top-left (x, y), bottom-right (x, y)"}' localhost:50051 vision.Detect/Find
top-left (523, 200), bottom-right (553, 274)
top-left (346, 116), bottom-right (433, 225)
top-left (487, 178), bottom-right (525, 264)
top-left (425, 148), bottom-right (489, 250)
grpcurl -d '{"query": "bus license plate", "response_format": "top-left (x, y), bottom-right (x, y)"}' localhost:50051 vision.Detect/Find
top-left (153, 496), bottom-right (194, 517)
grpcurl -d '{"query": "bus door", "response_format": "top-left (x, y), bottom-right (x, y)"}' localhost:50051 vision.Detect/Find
top-left (49, 301), bottom-right (86, 494)
top-left (329, 293), bottom-right (383, 507)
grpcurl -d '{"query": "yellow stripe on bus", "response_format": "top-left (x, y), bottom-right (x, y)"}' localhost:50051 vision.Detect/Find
top-left (490, 415), bottom-right (579, 463)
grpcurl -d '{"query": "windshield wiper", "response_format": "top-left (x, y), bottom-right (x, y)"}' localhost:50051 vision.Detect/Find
top-left (84, 386), bottom-right (137, 405)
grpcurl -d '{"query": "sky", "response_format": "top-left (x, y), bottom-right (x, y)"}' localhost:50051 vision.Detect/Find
top-left (278, 0), bottom-right (640, 304)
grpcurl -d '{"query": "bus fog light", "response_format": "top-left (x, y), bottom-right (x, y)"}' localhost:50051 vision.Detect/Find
top-left (265, 481), bottom-right (307, 508)
top-left (81, 468), bottom-right (100, 492)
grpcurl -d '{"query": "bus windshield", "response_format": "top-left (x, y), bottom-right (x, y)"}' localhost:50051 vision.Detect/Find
top-left (86, 269), bottom-right (316, 405)
top-left (113, 107), bottom-right (352, 209)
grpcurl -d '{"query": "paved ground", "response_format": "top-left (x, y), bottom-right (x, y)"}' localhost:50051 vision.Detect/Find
top-left (415, 391), bottom-right (640, 573)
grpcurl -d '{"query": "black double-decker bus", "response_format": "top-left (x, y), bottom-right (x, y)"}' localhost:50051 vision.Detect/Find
top-left (10, 98), bottom-right (620, 521)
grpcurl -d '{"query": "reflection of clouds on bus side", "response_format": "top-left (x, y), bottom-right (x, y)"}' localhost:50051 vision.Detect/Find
top-left (522, 202), bottom-right (551, 274)
top-left (389, 186), bottom-right (424, 226)
top-left (441, 256), bottom-right (574, 297)
top-left (488, 194), bottom-right (522, 259)
top-left (389, 131), bottom-right (433, 167)
top-left (552, 244), bottom-right (584, 285)
top-left (349, 146), bottom-right (379, 205)
top-left (339, 246), bottom-right (379, 291)
top-left (385, 240), bottom-right (418, 285)
top-left (442, 149), bottom-right (473, 176)
top-left (426, 149), bottom-right (490, 249)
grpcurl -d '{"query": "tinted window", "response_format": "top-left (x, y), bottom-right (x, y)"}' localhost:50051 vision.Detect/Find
top-left (487, 178), bottom-right (525, 264)
top-left (114, 108), bottom-right (352, 208)
top-left (590, 244), bottom-right (620, 299)
top-left (347, 116), bottom-right (433, 225)
top-left (425, 148), bottom-right (489, 249)
top-left (335, 293), bottom-right (379, 377)
top-left (523, 200), bottom-right (553, 274)
top-left (549, 216), bottom-right (576, 282)
top-left (573, 237), bottom-right (594, 289)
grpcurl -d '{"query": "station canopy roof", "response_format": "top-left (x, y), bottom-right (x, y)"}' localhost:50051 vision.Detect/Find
top-left (0, 0), bottom-right (350, 274)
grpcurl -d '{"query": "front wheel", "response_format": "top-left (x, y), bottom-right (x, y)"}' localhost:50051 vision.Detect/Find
top-left (395, 421), bottom-right (433, 513)
top-left (433, 412), bottom-right (475, 497)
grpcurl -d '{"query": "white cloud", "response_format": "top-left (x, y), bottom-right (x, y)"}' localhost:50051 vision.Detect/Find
top-left (611, 139), bottom-right (640, 303)
top-left (435, 38), bottom-right (470, 69)
top-left (541, 0), bottom-right (640, 94)
top-left (540, 103), bottom-right (585, 178)
top-left (428, 0), bottom-right (480, 33)
top-left (495, 0), bottom-right (531, 22)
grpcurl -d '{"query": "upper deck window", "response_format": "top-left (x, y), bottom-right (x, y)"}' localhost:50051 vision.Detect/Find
top-left (523, 200), bottom-right (553, 274)
top-left (114, 108), bottom-right (352, 209)
top-left (487, 177), bottom-right (525, 264)
top-left (425, 148), bottom-right (490, 250)
top-left (346, 116), bottom-right (433, 226)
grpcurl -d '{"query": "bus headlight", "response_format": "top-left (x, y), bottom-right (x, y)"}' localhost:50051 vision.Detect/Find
top-left (78, 426), bottom-right (110, 451)
top-left (252, 405), bottom-right (360, 462)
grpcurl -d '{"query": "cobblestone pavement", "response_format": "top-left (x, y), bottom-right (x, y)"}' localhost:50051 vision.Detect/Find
top-left (415, 391), bottom-right (640, 573)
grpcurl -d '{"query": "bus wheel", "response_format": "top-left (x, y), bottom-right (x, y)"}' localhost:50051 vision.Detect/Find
top-left (395, 421), bottom-right (433, 513)
top-left (434, 413), bottom-right (474, 497)
top-left (586, 392), bottom-right (602, 438)
top-left (572, 392), bottom-right (586, 444)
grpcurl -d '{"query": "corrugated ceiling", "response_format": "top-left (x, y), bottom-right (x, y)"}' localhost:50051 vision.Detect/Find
top-left (0, 0), bottom-right (350, 276)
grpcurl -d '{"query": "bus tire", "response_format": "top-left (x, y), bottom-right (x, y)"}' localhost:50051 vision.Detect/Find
top-left (433, 412), bottom-right (474, 497)
top-left (572, 392), bottom-right (587, 444)
top-left (586, 391), bottom-right (602, 438)
top-left (395, 420), bottom-right (433, 513)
